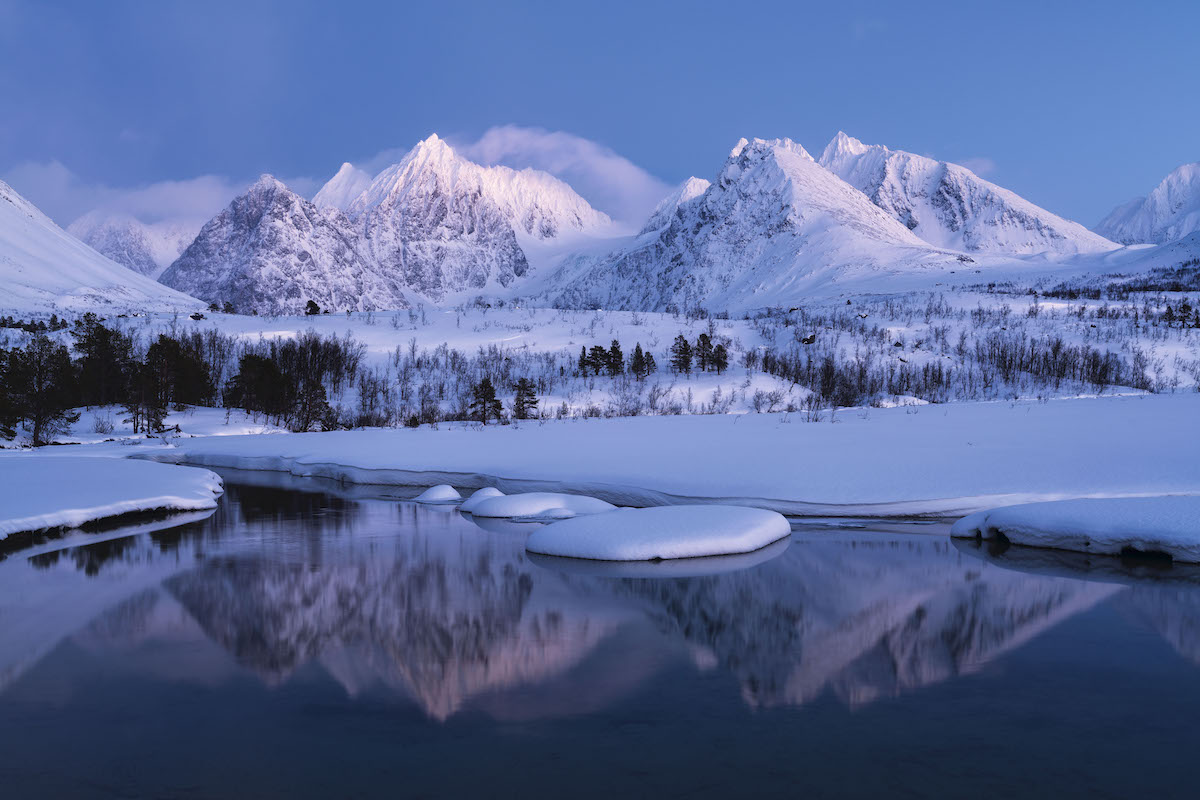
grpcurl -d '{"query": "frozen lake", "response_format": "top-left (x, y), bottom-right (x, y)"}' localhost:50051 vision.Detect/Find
top-left (2, 472), bottom-right (1200, 797)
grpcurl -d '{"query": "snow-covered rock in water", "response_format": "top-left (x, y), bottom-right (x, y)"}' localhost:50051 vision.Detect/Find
top-left (413, 484), bottom-right (462, 504)
top-left (951, 496), bottom-right (1200, 562)
top-left (467, 491), bottom-right (616, 520)
top-left (1095, 162), bottom-right (1200, 244)
top-left (458, 486), bottom-right (505, 513)
top-left (311, 162), bottom-right (374, 211)
top-left (0, 457), bottom-right (223, 537)
top-left (819, 132), bottom-right (1116, 255)
top-left (346, 134), bottom-right (611, 302)
top-left (0, 179), bottom-right (203, 314)
top-left (525, 505), bottom-right (791, 561)
top-left (639, 176), bottom-right (710, 234)
top-left (67, 211), bottom-right (200, 279)
top-left (539, 137), bottom-right (963, 312)
top-left (160, 175), bottom-right (410, 315)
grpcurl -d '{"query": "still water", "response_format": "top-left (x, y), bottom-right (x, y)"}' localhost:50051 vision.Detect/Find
top-left (2, 472), bottom-right (1199, 798)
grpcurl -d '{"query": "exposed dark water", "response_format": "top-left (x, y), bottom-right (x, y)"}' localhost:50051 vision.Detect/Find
top-left (3, 474), bottom-right (1200, 798)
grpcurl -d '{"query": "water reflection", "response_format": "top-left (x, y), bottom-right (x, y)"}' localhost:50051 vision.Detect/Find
top-left (8, 481), bottom-right (1199, 719)
top-left (7, 479), bottom-right (1200, 796)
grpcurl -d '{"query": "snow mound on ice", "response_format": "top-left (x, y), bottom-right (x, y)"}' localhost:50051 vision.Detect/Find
top-left (468, 491), bottom-right (615, 520)
top-left (951, 496), bottom-right (1200, 562)
top-left (413, 484), bottom-right (462, 504)
top-left (458, 486), bottom-right (505, 513)
top-left (0, 457), bottom-right (224, 537)
top-left (525, 504), bottom-right (792, 561)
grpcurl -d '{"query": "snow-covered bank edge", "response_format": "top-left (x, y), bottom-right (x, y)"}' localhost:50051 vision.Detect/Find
top-left (134, 448), bottom-right (1177, 519)
top-left (951, 496), bottom-right (1200, 563)
top-left (0, 457), bottom-right (224, 543)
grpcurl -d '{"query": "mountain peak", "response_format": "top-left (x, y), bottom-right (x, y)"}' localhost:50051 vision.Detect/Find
top-left (312, 162), bottom-right (374, 210)
top-left (249, 174), bottom-right (289, 196)
top-left (820, 131), bottom-right (871, 167)
top-left (1096, 161), bottom-right (1200, 244)
top-left (639, 176), bottom-right (711, 234)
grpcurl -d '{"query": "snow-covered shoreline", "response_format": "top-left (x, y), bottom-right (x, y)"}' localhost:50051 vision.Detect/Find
top-left (132, 393), bottom-right (1199, 518)
top-left (0, 457), bottom-right (224, 540)
top-left (951, 496), bottom-right (1200, 562)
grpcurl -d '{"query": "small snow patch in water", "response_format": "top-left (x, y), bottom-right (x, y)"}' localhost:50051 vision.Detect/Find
top-left (468, 492), bottom-right (616, 520)
top-left (526, 504), bottom-right (792, 561)
top-left (458, 487), bottom-right (505, 514)
top-left (414, 484), bottom-right (462, 504)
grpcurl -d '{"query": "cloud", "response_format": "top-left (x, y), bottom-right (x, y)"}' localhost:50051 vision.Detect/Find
top-left (959, 157), bottom-right (997, 177)
top-left (2, 160), bottom-right (317, 228)
top-left (453, 125), bottom-right (672, 226)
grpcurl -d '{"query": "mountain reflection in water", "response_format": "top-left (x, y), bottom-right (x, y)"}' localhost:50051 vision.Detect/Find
top-left (3, 477), bottom-right (1200, 797)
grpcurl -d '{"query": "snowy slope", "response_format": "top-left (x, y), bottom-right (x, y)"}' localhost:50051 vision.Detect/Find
top-left (68, 211), bottom-right (200, 278)
top-left (537, 137), bottom-right (964, 312)
top-left (160, 176), bottom-right (410, 315)
top-left (311, 162), bottom-right (374, 211)
top-left (819, 132), bottom-right (1117, 256)
top-left (346, 134), bottom-right (612, 302)
top-left (1095, 162), bottom-right (1200, 244)
top-left (0, 179), bottom-right (204, 314)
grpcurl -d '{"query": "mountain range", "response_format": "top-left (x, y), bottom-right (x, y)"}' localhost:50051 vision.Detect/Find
top-left (3, 132), bottom-right (1198, 316)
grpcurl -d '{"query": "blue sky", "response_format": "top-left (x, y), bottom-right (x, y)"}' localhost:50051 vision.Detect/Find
top-left (2, 0), bottom-right (1197, 227)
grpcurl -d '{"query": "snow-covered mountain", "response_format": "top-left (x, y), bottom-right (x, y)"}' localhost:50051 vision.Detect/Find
top-left (67, 211), bottom-right (200, 279)
top-left (345, 134), bottom-right (611, 301)
top-left (0, 179), bottom-right (203, 314)
top-left (160, 176), bottom-right (409, 315)
top-left (639, 176), bottom-right (710, 234)
top-left (1095, 162), bottom-right (1200, 244)
top-left (538, 137), bottom-right (963, 312)
top-left (311, 162), bottom-right (373, 211)
top-left (819, 132), bottom-right (1117, 256)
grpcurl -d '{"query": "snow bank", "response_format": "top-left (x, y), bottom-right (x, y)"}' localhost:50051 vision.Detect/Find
top-left (468, 492), bottom-right (616, 520)
top-left (141, 394), bottom-right (1200, 517)
top-left (951, 496), bottom-right (1200, 562)
top-left (458, 487), bottom-right (505, 513)
top-left (525, 505), bottom-right (791, 561)
top-left (0, 457), bottom-right (224, 538)
top-left (414, 484), bottom-right (462, 504)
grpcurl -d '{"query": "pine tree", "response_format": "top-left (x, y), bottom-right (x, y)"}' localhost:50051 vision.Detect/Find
top-left (1165, 305), bottom-right (1176, 326)
top-left (72, 313), bottom-right (134, 408)
top-left (512, 377), bottom-right (539, 420)
top-left (695, 333), bottom-right (713, 371)
top-left (712, 343), bottom-right (729, 374)
top-left (9, 334), bottom-right (80, 445)
top-left (630, 343), bottom-right (647, 380)
top-left (0, 348), bottom-right (19, 440)
top-left (578, 346), bottom-right (588, 375)
top-left (607, 339), bottom-right (623, 376)
top-left (305, 299), bottom-right (321, 316)
top-left (588, 344), bottom-right (609, 377)
top-left (645, 351), bottom-right (657, 376)
top-left (470, 376), bottom-right (503, 425)
top-left (670, 334), bottom-right (692, 374)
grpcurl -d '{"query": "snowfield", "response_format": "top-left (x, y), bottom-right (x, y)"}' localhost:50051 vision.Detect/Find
top-left (0, 457), bottom-right (224, 538)
top-left (951, 496), bottom-right (1200, 562)
top-left (135, 393), bottom-right (1200, 517)
top-left (525, 505), bottom-right (792, 561)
